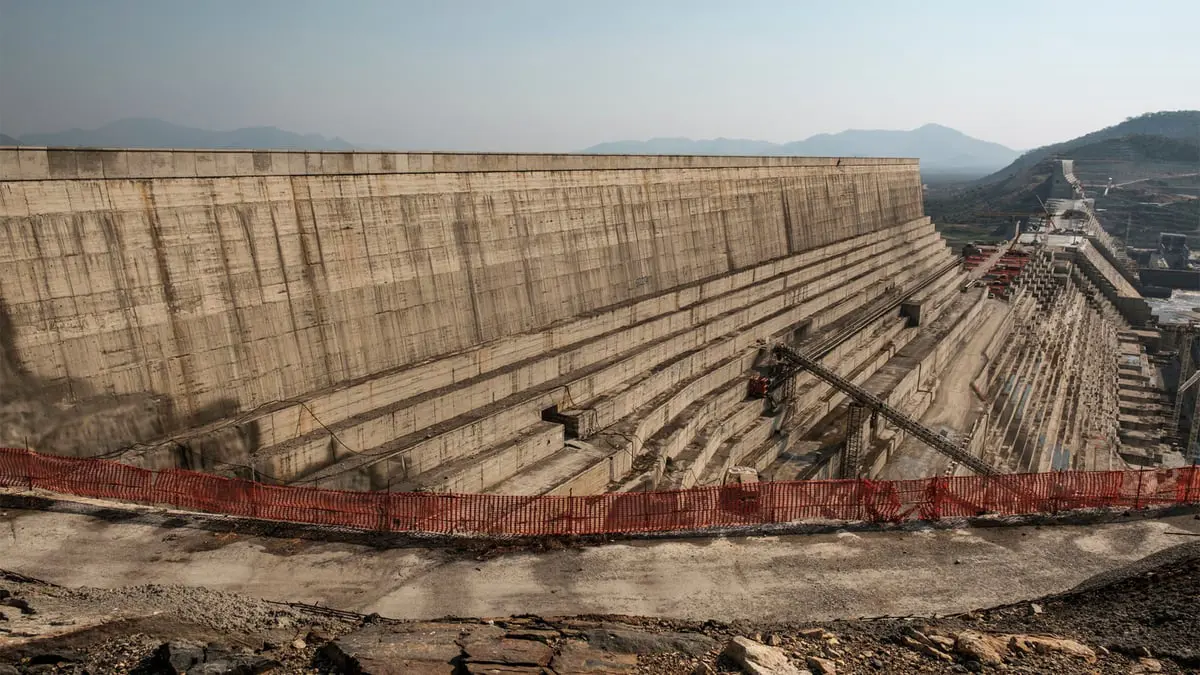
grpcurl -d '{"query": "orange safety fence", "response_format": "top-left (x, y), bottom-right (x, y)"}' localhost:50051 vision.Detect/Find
top-left (1, 448), bottom-right (1198, 537)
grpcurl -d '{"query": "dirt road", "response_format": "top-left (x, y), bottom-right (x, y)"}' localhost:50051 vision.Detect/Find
top-left (2, 500), bottom-right (1195, 624)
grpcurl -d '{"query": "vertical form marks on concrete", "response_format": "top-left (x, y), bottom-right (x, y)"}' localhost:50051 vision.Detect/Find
top-left (289, 175), bottom-right (339, 391)
top-left (780, 179), bottom-right (796, 256)
top-left (211, 182), bottom-right (255, 403)
top-left (93, 179), bottom-right (158, 398)
top-left (262, 176), bottom-right (307, 402)
top-left (450, 185), bottom-right (486, 345)
top-left (24, 197), bottom-right (76, 398)
top-left (2, 154), bottom-right (925, 427)
top-left (139, 180), bottom-right (198, 419)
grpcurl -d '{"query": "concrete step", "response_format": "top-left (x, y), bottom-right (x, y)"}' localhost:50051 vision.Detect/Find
top-left (398, 422), bottom-right (564, 494)
top-left (267, 221), bottom-right (943, 485)
top-left (427, 231), bottom-right (953, 495)
top-left (485, 441), bottom-right (611, 496)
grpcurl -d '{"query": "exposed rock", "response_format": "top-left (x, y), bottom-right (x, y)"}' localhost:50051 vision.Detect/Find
top-left (798, 628), bottom-right (827, 639)
top-left (1, 596), bottom-right (35, 615)
top-left (152, 640), bottom-right (206, 673)
top-left (551, 639), bottom-right (637, 674)
top-left (900, 635), bottom-right (953, 662)
top-left (290, 638), bottom-right (306, 651)
top-left (318, 623), bottom-right (463, 674)
top-left (583, 627), bottom-right (715, 656)
top-left (722, 637), bottom-right (807, 675)
top-left (304, 629), bottom-right (334, 644)
top-left (953, 631), bottom-right (1006, 666)
top-left (146, 641), bottom-right (280, 675)
top-left (461, 635), bottom-right (553, 667)
top-left (805, 655), bottom-right (836, 674)
top-left (929, 635), bottom-right (956, 651)
top-left (505, 628), bottom-right (560, 643)
top-left (1132, 657), bottom-right (1164, 673)
top-left (464, 665), bottom-right (544, 674)
top-left (27, 650), bottom-right (83, 666)
top-left (1008, 635), bottom-right (1096, 662)
top-left (903, 628), bottom-right (940, 650)
top-left (1029, 603), bottom-right (1044, 615)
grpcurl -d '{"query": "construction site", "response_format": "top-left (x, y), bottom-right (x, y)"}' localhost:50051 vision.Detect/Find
top-left (2, 149), bottom-right (1189, 488)
top-left (2, 147), bottom-right (1200, 673)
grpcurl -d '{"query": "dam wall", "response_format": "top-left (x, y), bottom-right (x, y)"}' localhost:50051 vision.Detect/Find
top-left (0, 149), bottom-right (922, 451)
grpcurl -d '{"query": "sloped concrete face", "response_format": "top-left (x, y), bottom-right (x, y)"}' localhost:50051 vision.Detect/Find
top-left (0, 150), bottom-right (922, 459)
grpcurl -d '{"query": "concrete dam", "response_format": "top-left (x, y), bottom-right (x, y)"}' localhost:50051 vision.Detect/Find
top-left (0, 148), bottom-right (1174, 497)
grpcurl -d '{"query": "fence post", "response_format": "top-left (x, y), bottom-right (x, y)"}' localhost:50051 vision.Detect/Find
top-left (383, 489), bottom-right (393, 533)
top-left (247, 480), bottom-right (259, 520)
top-left (1134, 470), bottom-right (1145, 510)
top-left (23, 448), bottom-right (35, 492)
top-left (926, 477), bottom-right (944, 521)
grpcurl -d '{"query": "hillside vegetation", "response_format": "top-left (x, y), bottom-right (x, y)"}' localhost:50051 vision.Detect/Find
top-left (980, 111), bottom-right (1200, 184)
top-left (927, 111), bottom-right (1200, 247)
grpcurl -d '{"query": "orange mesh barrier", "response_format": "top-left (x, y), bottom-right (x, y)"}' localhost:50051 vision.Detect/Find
top-left (1, 448), bottom-right (1197, 536)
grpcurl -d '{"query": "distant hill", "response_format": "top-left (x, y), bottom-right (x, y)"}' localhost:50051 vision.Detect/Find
top-left (583, 137), bottom-right (783, 157)
top-left (583, 124), bottom-right (1020, 174)
top-left (975, 111), bottom-right (1200, 185)
top-left (11, 118), bottom-right (356, 150)
top-left (926, 111), bottom-right (1200, 248)
top-left (0, 133), bottom-right (19, 145)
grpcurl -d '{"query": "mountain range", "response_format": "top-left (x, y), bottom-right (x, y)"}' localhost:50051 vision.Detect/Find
top-left (1, 118), bottom-right (355, 151)
top-left (582, 124), bottom-right (1021, 174)
top-left (1, 119), bottom-right (1021, 175)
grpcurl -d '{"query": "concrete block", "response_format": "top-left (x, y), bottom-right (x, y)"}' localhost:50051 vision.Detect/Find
top-left (46, 150), bottom-right (79, 179)
top-left (233, 152), bottom-right (255, 176)
top-left (167, 151), bottom-right (196, 177)
top-left (0, 149), bottom-right (22, 179)
top-left (100, 150), bottom-right (131, 178)
top-left (193, 152), bottom-right (218, 177)
top-left (18, 149), bottom-right (50, 179)
top-left (407, 154), bottom-right (431, 172)
top-left (214, 152), bottom-right (238, 176)
top-left (127, 148), bottom-right (159, 176)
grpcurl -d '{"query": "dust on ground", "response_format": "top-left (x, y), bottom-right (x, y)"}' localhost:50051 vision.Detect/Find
top-left (2, 539), bottom-right (1199, 673)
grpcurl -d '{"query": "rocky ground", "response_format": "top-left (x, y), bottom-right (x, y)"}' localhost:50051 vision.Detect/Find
top-left (1, 540), bottom-right (1198, 674)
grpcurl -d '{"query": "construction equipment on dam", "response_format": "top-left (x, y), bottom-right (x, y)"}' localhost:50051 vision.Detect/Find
top-left (0, 147), bottom-right (1186, 512)
top-left (755, 341), bottom-right (1001, 477)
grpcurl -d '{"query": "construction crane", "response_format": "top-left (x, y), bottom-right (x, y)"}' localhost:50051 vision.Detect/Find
top-left (761, 342), bottom-right (1003, 477)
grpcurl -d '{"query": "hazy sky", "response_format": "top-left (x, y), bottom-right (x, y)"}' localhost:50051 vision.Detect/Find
top-left (2, 0), bottom-right (1198, 151)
